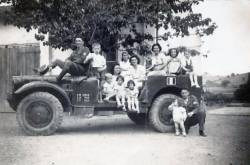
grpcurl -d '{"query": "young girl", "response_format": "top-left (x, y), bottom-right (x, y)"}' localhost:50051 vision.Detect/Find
top-left (103, 73), bottom-right (115, 102)
top-left (114, 75), bottom-right (126, 111)
top-left (126, 80), bottom-right (139, 113)
top-left (182, 51), bottom-right (200, 88)
top-left (168, 99), bottom-right (187, 137)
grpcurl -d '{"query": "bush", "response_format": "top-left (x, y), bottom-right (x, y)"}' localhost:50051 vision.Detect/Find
top-left (234, 82), bottom-right (250, 102)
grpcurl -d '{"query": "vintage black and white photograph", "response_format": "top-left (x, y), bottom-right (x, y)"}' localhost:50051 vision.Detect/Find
top-left (0, 0), bottom-right (249, 165)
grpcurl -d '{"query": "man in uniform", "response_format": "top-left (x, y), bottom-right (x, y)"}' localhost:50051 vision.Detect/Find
top-left (35, 37), bottom-right (90, 81)
top-left (180, 88), bottom-right (207, 137)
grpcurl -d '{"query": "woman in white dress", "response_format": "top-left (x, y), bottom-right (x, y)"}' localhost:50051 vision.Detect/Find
top-left (119, 51), bottom-right (131, 72)
top-left (127, 55), bottom-right (146, 89)
top-left (165, 48), bottom-right (182, 75)
top-left (147, 43), bottom-right (168, 76)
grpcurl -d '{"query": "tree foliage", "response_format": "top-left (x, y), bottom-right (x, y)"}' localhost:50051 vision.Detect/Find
top-left (221, 80), bottom-right (230, 87)
top-left (0, 0), bottom-right (217, 53)
top-left (234, 73), bottom-right (250, 102)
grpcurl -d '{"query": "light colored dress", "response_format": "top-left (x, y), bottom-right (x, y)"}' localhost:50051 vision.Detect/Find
top-left (127, 65), bottom-right (146, 88)
top-left (119, 60), bottom-right (131, 72)
top-left (148, 53), bottom-right (169, 76)
top-left (171, 106), bottom-right (187, 123)
top-left (103, 81), bottom-right (115, 98)
top-left (166, 57), bottom-right (182, 74)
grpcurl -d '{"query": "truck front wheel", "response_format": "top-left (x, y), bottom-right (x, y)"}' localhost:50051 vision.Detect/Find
top-left (17, 92), bottom-right (63, 136)
top-left (149, 94), bottom-right (181, 133)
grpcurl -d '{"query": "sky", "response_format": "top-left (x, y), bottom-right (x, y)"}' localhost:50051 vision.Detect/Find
top-left (194, 0), bottom-right (250, 75)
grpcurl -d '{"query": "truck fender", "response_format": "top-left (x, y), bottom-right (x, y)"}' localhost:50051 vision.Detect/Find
top-left (15, 81), bottom-right (72, 112)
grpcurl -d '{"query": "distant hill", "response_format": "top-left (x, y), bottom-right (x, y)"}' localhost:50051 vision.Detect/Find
top-left (203, 72), bottom-right (249, 88)
top-left (203, 72), bottom-right (250, 96)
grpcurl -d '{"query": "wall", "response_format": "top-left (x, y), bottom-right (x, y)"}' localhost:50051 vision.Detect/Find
top-left (0, 23), bottom-right (72, 74)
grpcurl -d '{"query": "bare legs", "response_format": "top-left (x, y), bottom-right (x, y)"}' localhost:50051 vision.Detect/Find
top-left (127, 97), bottom-right (139, 113)
top-left (174, 121), bottom-right (186, 137)
top-left (189, 72), bottom-right (200, 88)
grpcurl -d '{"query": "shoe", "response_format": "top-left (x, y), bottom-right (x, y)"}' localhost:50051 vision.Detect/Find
top-left (182, 132), bottom-right (187, 137)
top-left (199, 130), bottom-right (207, 137)
top-left (117, 104), bottom-right (123, 108)
top-left (122, 106), bottom-right (127, 112)
top-left (103, 98), bottom-right (109, 103)
top-left (175, 132), bottom-right (180, 136)
top-left (195, 84), bottom-right (200, 88)
top-left (34, 65), bottom-right (49, 75)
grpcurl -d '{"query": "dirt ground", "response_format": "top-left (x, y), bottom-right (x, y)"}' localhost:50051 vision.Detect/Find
top-left (0, 107), bottom-right (250, 165)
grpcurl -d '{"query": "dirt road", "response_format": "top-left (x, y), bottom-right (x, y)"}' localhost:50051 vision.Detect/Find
top-left (0, 107), bottom-right (250, 165)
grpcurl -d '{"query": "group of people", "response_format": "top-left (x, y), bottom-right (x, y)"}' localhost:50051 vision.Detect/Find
top-left (146, 43), bottom-right (200, 88)
top-left (34, 37), bottom-right (207, 136)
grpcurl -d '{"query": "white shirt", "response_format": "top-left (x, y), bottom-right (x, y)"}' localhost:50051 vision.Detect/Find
top-left (114, 83), bottom-right (126, 96)
top-left (127, 65), bottom-right (146, 81)
top-left (169, 106), bottom-right (187, 123)
top-left (103, 81), bottom-right (115, 95)
top-left (167, 57), bottom-right (182, 74)
top-left (119, 61), bottom-right (131, 71)
top-left (126, 88), bottom-right (139, 99)
top-left (151, 53), bottom-right (169, 70)
top-left (86, 53), bottom-right (106, 68)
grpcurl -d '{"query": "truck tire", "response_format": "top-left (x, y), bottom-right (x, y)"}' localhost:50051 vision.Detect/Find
top-left (149, 94), bottom-right (180, 133)
top-left (127, 112), bottom-right (147, 125)
top-left (17, 92), bottom-right (63, 136)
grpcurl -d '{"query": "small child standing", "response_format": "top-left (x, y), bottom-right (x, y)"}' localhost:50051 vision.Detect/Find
top-left (84, 43), bottom-right (107, 101)
top-left (84, 42), bottom-right (107, 79)
top-left (102, 73), bottom-right (115, 102)
top-left (182, 51), bottom-right (200, 88)
top-left (114, 75), bottom-right (126, 111)
top-left (168, 99), bottom-right (187, 137)
top-left (126, 80), bottom-right (139, 113)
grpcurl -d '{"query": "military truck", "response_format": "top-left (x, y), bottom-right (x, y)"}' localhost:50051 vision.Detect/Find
top-left (7, 74), bottom-right (202, 135)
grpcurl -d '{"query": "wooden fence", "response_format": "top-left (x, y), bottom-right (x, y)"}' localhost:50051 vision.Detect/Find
top-left (0, 43), bottom-right (40, 112)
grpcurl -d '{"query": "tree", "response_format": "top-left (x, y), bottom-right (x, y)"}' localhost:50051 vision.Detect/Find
top-left (234, 73), bottom-right (250, 102)
top-left (0, 0), bottom-right (217, 55)
top-left (221, 80), bottom-right (230, 87)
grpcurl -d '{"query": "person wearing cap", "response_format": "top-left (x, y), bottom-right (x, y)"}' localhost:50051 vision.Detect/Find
top-left (180, 88), bottom-right (207, 137)
top-left (34, 37), bottom-right (90, 81)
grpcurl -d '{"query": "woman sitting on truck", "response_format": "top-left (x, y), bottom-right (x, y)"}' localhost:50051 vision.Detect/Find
top-left (165, 48), bottom-right (182, 75)
top-left (147, 43), bottom-right (169, 76)
top-left (127, 55), bottom-right (146, 89)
